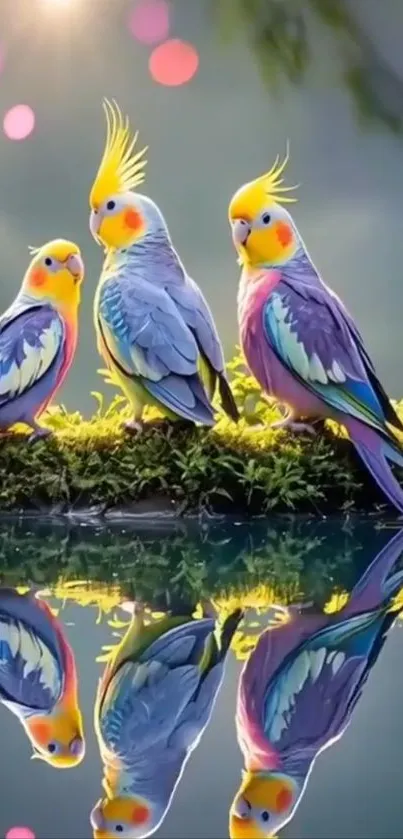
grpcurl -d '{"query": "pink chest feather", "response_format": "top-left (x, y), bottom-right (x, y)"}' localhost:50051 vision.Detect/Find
top-left (238, 270), bottom-right (280, 339)
top-left (237, 268), bottom-right (324, 417)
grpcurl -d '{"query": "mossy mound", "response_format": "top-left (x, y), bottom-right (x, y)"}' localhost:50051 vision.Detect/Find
top-left (0, 354), bottom-right (402, 516)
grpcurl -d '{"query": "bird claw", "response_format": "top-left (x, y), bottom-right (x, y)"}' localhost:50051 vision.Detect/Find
top-left (270, 418), bottom-right (317, 436)
top-left (28, 427), bottom-right (53, 444)
top-left (124, 420), bottom-right (143, 435)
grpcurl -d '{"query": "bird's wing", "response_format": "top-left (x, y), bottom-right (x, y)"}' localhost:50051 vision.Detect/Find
top-left (0, 303), bottom-right (65, 406)
top-left (97, 659), bottom-right (201, 762)
top-left (168, 664), bottom-right (224, 751)
top-left (262, 607), bottom-right (396, 777)
top-left (96, 619), bottom-right (218, 761)
top-left (169, 277), bottom-right (239, 420)
top-left (168, 277), bottom-right (225, 373)
top-left (263, 277), bottom-right (398, 433)
top-left (97, 274), bottom-right (214, 424)
top-left (0, 613), bottom-right (63, 714)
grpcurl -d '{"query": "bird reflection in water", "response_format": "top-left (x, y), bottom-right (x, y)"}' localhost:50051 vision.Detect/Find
top-left (0, 587), bottom-right (84, 767)
top-left (91, 597), bottom-right (243, 838)
top-left (230, 528), bottom-right (403, 838)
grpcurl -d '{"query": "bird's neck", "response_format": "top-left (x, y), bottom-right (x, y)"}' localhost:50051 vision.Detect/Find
top-left (241, 244), bottom-right (322, 288)
top-left (105, 230), bottom-right (186, 285)
top-left (19, 284), bottom-right (81, 318)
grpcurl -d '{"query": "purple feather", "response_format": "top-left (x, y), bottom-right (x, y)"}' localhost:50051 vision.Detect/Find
top-left (0, 588), bottom-right (64, 716)
top-left (239, 248), bottom-right (403, 512)
top-left (0, 301), bottom-right (65, 429)
top-left (235, 528), bottom-right (403, 829)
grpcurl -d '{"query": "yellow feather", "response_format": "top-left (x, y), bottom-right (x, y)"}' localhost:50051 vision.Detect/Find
top-left (89, 99), bottom-right (148, 208)
top-left (257, 141), bottom-right (299, 205)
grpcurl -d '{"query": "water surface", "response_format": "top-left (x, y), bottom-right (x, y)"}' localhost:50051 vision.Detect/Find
top-left (0, 516), bottom-right (402, 838)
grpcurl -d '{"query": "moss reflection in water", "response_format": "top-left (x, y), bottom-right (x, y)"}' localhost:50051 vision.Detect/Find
top-left (0, 517), bottom-right (402, 661)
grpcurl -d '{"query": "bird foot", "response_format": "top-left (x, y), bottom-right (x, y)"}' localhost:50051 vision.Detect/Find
top-left (270, 417), bottom-right (317, 436)
top-left (28, 426), bottom-right (53, 444)
top-left (247, 422), bottom-right (266, 432)
top-left (124, 419), bottom-right (144, 436)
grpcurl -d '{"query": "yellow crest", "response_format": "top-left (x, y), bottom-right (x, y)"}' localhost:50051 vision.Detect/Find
top-left (89, 99), bottom-right (148, 209)
top-left (259, 142), bottom-right (299, 205)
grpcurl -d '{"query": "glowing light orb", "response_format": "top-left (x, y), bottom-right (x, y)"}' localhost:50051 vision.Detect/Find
top-left (149, 39), bottom-right (199, 87)
top-left (128, 0), bottom-right (170, 45)
top-left (5, 828), bottom-right (36, 839)
top-left (3, 105), bottom-right (35, 141)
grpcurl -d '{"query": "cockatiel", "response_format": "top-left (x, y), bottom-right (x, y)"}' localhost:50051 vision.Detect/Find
top-left (230, 526), bottom-right (403, 838)
top-left (229, 153), bottom-right (403, 514)
top-left (89, 100), bottom-right (238, 432)
top-left (0, 239), bottom-right (84, 441)
top-left (0, 587), bottom-right (84, 767)
top-left (91, 601), bottom-right (243, 838)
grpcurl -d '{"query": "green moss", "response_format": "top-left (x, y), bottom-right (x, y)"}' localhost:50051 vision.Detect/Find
top-left (0, 353), bottom-right (402, 515)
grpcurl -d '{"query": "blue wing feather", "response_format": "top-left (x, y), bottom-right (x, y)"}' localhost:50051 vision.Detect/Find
top-left (263, 607), bottom-right (394, 775)
top-left (168, 276), bottom-right (225, 373)
top-left (98, 273), bottom-right (214, 424)
top-left (263, 275), bottom-right (392, 431)
top-left (0, 597), bottom-right (64, 715)
top-left (0, 302), bottom-right (65, 405)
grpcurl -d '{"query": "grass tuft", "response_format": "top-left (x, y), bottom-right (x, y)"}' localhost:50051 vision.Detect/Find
top-left (0, 352), bottom-right (402, 515)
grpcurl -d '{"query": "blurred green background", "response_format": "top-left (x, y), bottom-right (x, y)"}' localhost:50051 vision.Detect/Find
top-left (1, 0), bottom-right (403, 415)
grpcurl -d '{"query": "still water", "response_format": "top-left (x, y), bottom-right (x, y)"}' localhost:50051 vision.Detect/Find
top-left (0, 516), bottom-right (402, 839)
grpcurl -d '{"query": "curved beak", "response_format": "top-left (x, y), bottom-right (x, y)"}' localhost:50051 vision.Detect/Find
top-left (231, 218), bottom-right (251, 247)
top-left (90, 801), bottom-right (105, 832)
top-left (69, 735), bottom-right (85, 758)
top-left (66, 252), bottom-right (84, 283)
top-left (232, 797), bottom-right (252, 819)
top-left (90, 209), bottom-right (102, 243)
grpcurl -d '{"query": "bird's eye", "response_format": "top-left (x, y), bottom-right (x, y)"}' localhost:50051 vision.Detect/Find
top-left (47, 743), bottom-right (56, 753)
top-left (115, 826), bottom-right (123, 834)
top-left (261, 811), bottom-right (270, 823)
top-left (44, 257), bottom-right (53, 267)
top-left (262, 213), bottom-right (271, 225)
top-left (107, 200), bottom-right (116, 211)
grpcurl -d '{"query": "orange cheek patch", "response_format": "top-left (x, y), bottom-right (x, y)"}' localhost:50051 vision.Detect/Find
top-left (30, 268), bottom-right (47, 288)
top-left (275, 221), bottom-right (292, 248)
top-left (125, 209), bottom-right (143, 231)
top-left (29, 719), bottom-right (51, 743)
top-left (131, 804), bottom-right (149, 825)
top-left (275, 788), bottom-right (293, 813)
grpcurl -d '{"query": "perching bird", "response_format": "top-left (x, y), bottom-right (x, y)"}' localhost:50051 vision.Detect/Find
top-left (91, 601), bottom-right (243, 838)
top-left (229, 527), bottom-right (403, 839)
top-left (89, 100), bottom-right (238, 433)
top-left (0, 239), bottom-right (84, 441)
top-left (229, 152), bottom-right (403, 514)
top-left (0, 587), bottom-right (84, 768)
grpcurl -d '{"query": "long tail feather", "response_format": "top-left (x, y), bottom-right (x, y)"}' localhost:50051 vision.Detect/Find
top-left (218, 373), bottom-right (240, 423)
top-left (346, 528), bottom-right (403, 614)
top-left (218, 608), bottom-right (244, 658)
top-left (347, 419), bottom-right (403, 514)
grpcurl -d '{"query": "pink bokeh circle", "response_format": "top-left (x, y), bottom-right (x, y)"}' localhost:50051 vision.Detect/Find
top-left (3, 105), bottom-right (35, 141)
top-left (5, 828), bottom-right (36, 839)
top-left (149, 39), bottom-right (199, 87)
top-left (128, 0), bottom-right (170, 45)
